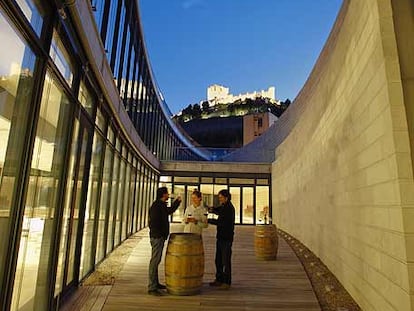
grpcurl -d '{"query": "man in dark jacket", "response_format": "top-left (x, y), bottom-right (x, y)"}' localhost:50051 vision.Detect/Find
top-left (208, 189), bottom-right (235, 289)
top-left (148, 187), bottom-right (181, 296)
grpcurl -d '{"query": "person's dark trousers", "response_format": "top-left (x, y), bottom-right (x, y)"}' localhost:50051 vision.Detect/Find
top-left (215, 239), bottom-right (233, 284)
top-left (148, 237), bottom-right (165, 291)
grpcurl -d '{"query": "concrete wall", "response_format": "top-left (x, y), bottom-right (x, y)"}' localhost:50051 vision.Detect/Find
top-left (271, 0), bottom-right (414, 310)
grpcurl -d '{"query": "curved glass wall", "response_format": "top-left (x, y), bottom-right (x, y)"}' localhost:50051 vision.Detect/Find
top-left (0, 1), bottom-right (169, 309)
top-left (0, 1), bottom-right (269, 310)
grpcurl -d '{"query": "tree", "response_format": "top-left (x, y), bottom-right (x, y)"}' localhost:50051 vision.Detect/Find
top-left (192, 104), bottom-right (202, 119)
top-left (202, 101), bottom-right (210, 112)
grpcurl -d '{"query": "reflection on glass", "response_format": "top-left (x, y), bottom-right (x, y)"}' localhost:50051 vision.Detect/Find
top-left (141, 170), bottom-right (149, 227)
top-left (172, 185), bottom-right (185, 221)
top-left (91, 0), bottom-right (105, 32)
top-left (80, 132), bottom-right (103, 280)
top-left (229, 178), bottom-right (255, 185)
top-left (78, 81), bottom-right (94, 115)
top-left (66, 129), bottom-right (89, 286)
top-left (15, 0), bottom-right (44, 36)
top-left (106, 153), bottom-right (119, 254)
top-left (174, 176), bottom-right (198, 183)
top-left (54, 120), bottom-right (79, 297)
top-left (11, 71), bottom-right (71, 311)
top-left (256, 186), bottom-right (270, 224)
top-left (107, 126), bottom-right (115, 145)
top-left (96, 144), bottom-right (113, 263)
top-left (121, 164), bottom-right (131, 240)
top-left (104, 0), bottom-right (118, 61)
top-left (242, 187), bottom-right (254, 224)
top-left (160, 176), bottom-right (172, 183)
top-left (50, 30), bottom-right (74, 86)
top-left (200, 184), bottom-right (214, 207)
top-left (114, 159), bottom-right (126, 246)
top-left (0, 10), bottom-right (36, 293)
top-left (96, 107), bottom-right (106, 131)
top-left (215, 178), bottom-right (227, 184)
top-left (113, 1), bottom-right (126, 76)
top-left (132, 166), bottom-right (139, 232)
top-left (135, 169), bottom-right (142, 231)
top-left (229, 187), bottom-right (240, 224)
top-left (127, 169), bottom-right (136, 235)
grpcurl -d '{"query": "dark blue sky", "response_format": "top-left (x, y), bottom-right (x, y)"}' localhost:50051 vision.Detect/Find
top-left (139, 0), bottom-right (343, 114)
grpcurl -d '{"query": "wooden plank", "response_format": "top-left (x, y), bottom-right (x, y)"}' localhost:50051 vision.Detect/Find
top-left (63, 225), bottom-right (321, 311)
top-left (104, 225), bottom-right (320, 311)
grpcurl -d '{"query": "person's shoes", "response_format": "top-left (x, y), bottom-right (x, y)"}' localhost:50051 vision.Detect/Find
top-left (219, 283), bottom-right (230, 290)
top-left (157, 283), bottom-right (167, 290)
top-left (209, 280), bottom-right (222, 287)
top-left (148, 289), bottom-right (166, 296)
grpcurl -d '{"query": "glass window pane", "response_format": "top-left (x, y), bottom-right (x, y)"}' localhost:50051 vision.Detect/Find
top-left (229, 178), bottom-right (255, 185)
top-left (114, 159), bottom-right (126, 245)
top-left (136, 168), bottom-right (143, 230)
top-left (50, 30), bottom-right (74, 86)
top-left (66, 129), bottom-right (89, 286)
top-left (15, 0), bottom-right (44, 36)
top-left (96, 143), bottom-right (113, 263)
top-left (257, 179), bottom-right (269, 185)
top-left (91, 0), bottom-right (105, 32)
top-left (54, 119), bottom-right (79, 297)
top-left (104, 0), bottom-right (119, 61)
top-left (127, 168), bottom-right (135, 234)
top-left (113, 1), bottom-right (126, 77)
top-left (172, 184), bottom-right (185, 221)
top-left (201, 177), bottom-right (213, 183)
top-left (141, 170), bottom-right (148, 228)
top-left (174, 176), bottom-right (198, 183)
top-left (133, 169), bottom-right (140, 232)
top-left (107, 153), bottom-right (120, 254)
top-left (11, 71), bottom-right (72, 310)
top-left (78, 81), bottom-right (95, 115)
top-left (121, 163), bottom-right (130, 239)
top-left (160, 176), bottom-right (171, 183)
top-left (116, 137), bottom-right (121, 152)
top-left (215, 178), bottom-right (227, 184)
top-left (96, 107), bottom-right (106, 131)
top-left (107, 125), bottom-right (115, 145)
top-left (256, 186), bottom-right (270, 224)
top-left (229, 187), bottom-right (240, 224)
top-left (0, 9), bottom-right (37, 291)
top-left (242, 187), bottom-right (254, 224)
top-left (80, 131), bottom-right (104, 279)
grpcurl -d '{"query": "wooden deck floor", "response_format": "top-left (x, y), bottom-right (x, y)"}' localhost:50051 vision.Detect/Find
top-left (61, 225), bottom-right (321, 311)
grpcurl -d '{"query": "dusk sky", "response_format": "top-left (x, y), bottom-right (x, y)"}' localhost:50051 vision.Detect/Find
top-left (139, 0), bottom-right (343, 114)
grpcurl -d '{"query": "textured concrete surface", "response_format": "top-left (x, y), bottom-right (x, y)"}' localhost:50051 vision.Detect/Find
top-left (271, 1), bottom-right (414, 310)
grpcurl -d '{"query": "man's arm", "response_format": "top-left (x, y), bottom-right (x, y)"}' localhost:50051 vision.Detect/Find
top-left (208, 218), bottom-right (218, 225)
top-left (166, 198), bottom-right (181, 215)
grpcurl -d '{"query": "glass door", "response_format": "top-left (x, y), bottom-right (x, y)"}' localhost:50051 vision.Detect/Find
top-left (229, 187), bottom-right (241, 224)
top-left (55, 113), bottom-right (93, 297)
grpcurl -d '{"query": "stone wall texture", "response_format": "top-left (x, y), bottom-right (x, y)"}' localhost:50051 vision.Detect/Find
top-left (271, 0), bottom-right (414, 310)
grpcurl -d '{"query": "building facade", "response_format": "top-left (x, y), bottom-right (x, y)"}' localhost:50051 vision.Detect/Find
top-left (243, 112), bottom-right (278, 146)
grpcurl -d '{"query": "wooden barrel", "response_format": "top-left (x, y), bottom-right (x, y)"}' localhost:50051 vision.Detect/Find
top-left (255, 224), bottom-right (278, 260)
top-left (165, 233), bottom-right (204, 295)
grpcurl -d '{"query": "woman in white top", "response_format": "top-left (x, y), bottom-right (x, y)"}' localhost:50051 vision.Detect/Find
top-left (183, 190), bottom-right (208, 234)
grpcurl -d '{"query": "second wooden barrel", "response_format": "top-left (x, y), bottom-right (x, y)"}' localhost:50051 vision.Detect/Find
top-left (255, 224), bottom-right (278, 260)
top-left (165, 233), bottom-right (204, 295)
